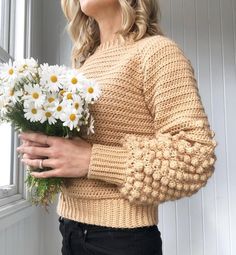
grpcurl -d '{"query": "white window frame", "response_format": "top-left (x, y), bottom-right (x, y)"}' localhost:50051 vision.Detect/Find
top-left (0, 0), bottom-right (32, 213)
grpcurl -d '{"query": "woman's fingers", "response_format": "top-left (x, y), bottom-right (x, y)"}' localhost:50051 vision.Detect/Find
top-left (22, 140), bottom-right (48, 147)
top-left (21, 158), bottom-right (56, 169)
top-left (21, 158), bottom-right (61, 178)
top-left (22, 153), bottom-right (47, 160)
top-left (17, 145), bottom-right (51, 157)
top-left (18, 140), bottom-right (50, 160)
top-left (19, 132), bottom-right (54, 146)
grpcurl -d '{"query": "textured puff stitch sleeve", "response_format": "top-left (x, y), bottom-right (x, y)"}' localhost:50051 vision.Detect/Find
top-left (87, 37), bottom-right (218, 206)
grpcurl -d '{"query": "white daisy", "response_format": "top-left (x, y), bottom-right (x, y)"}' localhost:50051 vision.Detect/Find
top-left (5, 85), bottom-right (23, 104)
top-left (61, 107), bottom-right (82, 130)
top-left (0, 85), bottom-right (5, 96)
top-left (0, 106), bottom-right (8, 117)
top-left (23, 83), bottom-right (46, 108)
top-left (71, 94), bottom-right (84, 113)
top-left (0, 59), bottom-right (17, 83)
top-left (51, 100), bottom-right (67, 120)
top-left (62, 93), bottom-right (84, 118)
top-left (15, 58), bottom-right (38, 77)
top-left (63, 91), bottom-right (74, 101)
top-left (24, 103), bottom-right (43, 122)
top-left (65, 69), bottom-right (86, 93)
top-left (0, 87), bottom-right (11, 108)
top-left (45, 92), bottom-right (58, 105)
top-left (82, 107), bottom-right (90, 124)
top-left (87, 115), bottom-right (95, 135)
top-left (39, 64), bottom-right (66, 92)
top-left (0, 104), bottom-right (8, 120)
top-left (40, 107), bottom-right (57, 125)
top-left (0, 94), bottom-right (7, 110)
top-left (83, 80), bottom-right (102, 103)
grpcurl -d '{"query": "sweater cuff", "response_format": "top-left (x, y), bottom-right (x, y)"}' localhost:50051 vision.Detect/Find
top-left (87, 143), bottom-right (128, 186)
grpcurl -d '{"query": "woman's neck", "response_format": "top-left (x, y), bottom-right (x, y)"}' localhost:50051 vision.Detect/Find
top-left (94, 5), bottom-right (122, 44)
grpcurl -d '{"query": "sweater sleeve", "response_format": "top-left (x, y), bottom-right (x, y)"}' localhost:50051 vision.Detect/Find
top-left (87, 37), bottom-right (217, 206)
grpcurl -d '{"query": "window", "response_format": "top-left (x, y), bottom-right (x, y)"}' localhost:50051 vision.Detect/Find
top-left (0, 0), bottom-right (10, 51)
top-left (0, 124), bottom-right (12, 187)
top-left (0, 0), bottom-right (30, 208)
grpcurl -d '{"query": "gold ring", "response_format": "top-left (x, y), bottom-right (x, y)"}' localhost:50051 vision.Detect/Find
top-left (39, 159), bottom-right (44, 169)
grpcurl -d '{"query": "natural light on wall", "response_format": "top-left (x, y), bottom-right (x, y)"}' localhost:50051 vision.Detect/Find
top-left (0, 0), bottom-right (25, 188)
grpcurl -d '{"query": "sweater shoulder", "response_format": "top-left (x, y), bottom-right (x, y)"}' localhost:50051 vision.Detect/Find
top-left (137, 34), bottom-right (185, 60)
top-left (137, 35), bottom-right (192, 73)
top-left (138, 34), bottom-right (178, 47)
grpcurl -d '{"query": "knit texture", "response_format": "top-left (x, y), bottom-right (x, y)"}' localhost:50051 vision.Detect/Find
top-left (57, 33), bottom-right (217, 228)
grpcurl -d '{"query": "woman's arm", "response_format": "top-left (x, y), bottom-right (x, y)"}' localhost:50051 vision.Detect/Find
top-left (87, 37), bottom-right (217, 206)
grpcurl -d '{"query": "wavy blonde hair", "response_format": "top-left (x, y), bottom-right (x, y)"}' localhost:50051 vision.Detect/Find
top-left (61, 0), bottom-right (164, 68)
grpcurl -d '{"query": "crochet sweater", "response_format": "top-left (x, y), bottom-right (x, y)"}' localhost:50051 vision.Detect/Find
top-left (57, 33), bottom-right (217, 228)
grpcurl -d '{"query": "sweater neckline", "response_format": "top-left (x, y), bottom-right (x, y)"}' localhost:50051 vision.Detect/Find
top-left (95, 33), bottom-right (135, 52)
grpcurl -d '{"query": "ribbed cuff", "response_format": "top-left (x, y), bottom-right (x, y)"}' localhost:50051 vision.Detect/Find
top-left (87, 143), bottom-right (128, 186)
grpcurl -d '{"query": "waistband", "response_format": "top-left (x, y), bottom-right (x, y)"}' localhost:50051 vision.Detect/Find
top-left (58, 216), bottom-right (159, 233)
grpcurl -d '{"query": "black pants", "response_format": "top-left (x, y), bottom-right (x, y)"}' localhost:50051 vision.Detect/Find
top-left (58, 216), bottom-right (163, 255)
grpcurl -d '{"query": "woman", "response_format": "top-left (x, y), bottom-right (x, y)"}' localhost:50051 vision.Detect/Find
top-left (17, 0), bottom-right (217, 254)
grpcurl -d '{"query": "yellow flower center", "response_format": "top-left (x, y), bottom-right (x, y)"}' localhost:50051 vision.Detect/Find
top-left (50, 75), bottom-right (58, 83)
top-left (9, 89), bottom-right (14, 96)
top-left (8, 68), bottom-right (14, 75)
top-left (32, 92), bottom-right (39, 99)
top-left (71, 77), bottom-right (78, 84)
top-left (45, 112), bottom-right (52, 118)
top-left (57, 106), bottom-right (62, 112)
top-left (67, 93), bottom-right (73, 100)
top-left (31, 108), bottom-right (37, 114)
top-left (48, 97), bottom-right (55, 103)
top-left (60, 89), bottom-right (65, 96)
top-left (87, 87), bottom-right (94, 94)
top-left (23, 64), bottom-right (28, 69)
top-left (74, 103), bottom-right (79, 109)
top-left (70, 114), bottom-right (76, 121)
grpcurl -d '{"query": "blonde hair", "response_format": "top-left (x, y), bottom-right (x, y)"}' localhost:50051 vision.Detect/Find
top-left (61, 0), bottom-right (164, 68)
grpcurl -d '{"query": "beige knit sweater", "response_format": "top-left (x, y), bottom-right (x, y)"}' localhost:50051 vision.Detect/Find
top-left (57, 33), bottom-right (217, 228)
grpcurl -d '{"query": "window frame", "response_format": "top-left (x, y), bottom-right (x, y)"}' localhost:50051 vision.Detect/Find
top-left (0, 0), bottom-right (32, 211)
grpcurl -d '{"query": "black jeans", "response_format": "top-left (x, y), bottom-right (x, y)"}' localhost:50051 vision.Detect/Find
top-left (58, 216), bottom-right (163, 255)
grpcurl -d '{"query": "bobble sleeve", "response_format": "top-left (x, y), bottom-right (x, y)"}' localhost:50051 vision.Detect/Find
top-left (87, 37), bottom-right (217, 206)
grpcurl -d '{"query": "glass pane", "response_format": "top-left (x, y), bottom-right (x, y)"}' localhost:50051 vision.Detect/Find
top-left (14, 0), bottom-right (25, 59)
top-left (0, 0), bottom-right (9, 51)
top-left (0, 0), bottom-right (5, 49)
top-left (0, 123), bottom-right (12, 186)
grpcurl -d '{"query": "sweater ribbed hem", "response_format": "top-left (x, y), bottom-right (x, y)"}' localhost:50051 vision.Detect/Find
top-left (56, 193), bottom-right (158, 228)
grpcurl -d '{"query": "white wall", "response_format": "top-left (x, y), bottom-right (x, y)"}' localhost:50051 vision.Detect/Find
top-left (0, 207), bottom-right (43, 255)
top-left (158, 1), bottom-right (236, 254)
top-left (1, 0), bottom-right (235, 254)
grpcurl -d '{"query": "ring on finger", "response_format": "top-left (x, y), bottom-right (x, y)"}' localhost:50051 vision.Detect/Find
top-left (39, 159), bottom-right (44, 169)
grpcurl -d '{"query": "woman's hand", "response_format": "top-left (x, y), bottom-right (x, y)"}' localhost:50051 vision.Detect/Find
top-left (17, 132), bottom-right (92, 179)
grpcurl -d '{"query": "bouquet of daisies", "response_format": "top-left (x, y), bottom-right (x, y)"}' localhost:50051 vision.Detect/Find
top-left (0, 58), bottom-right (101, 210)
